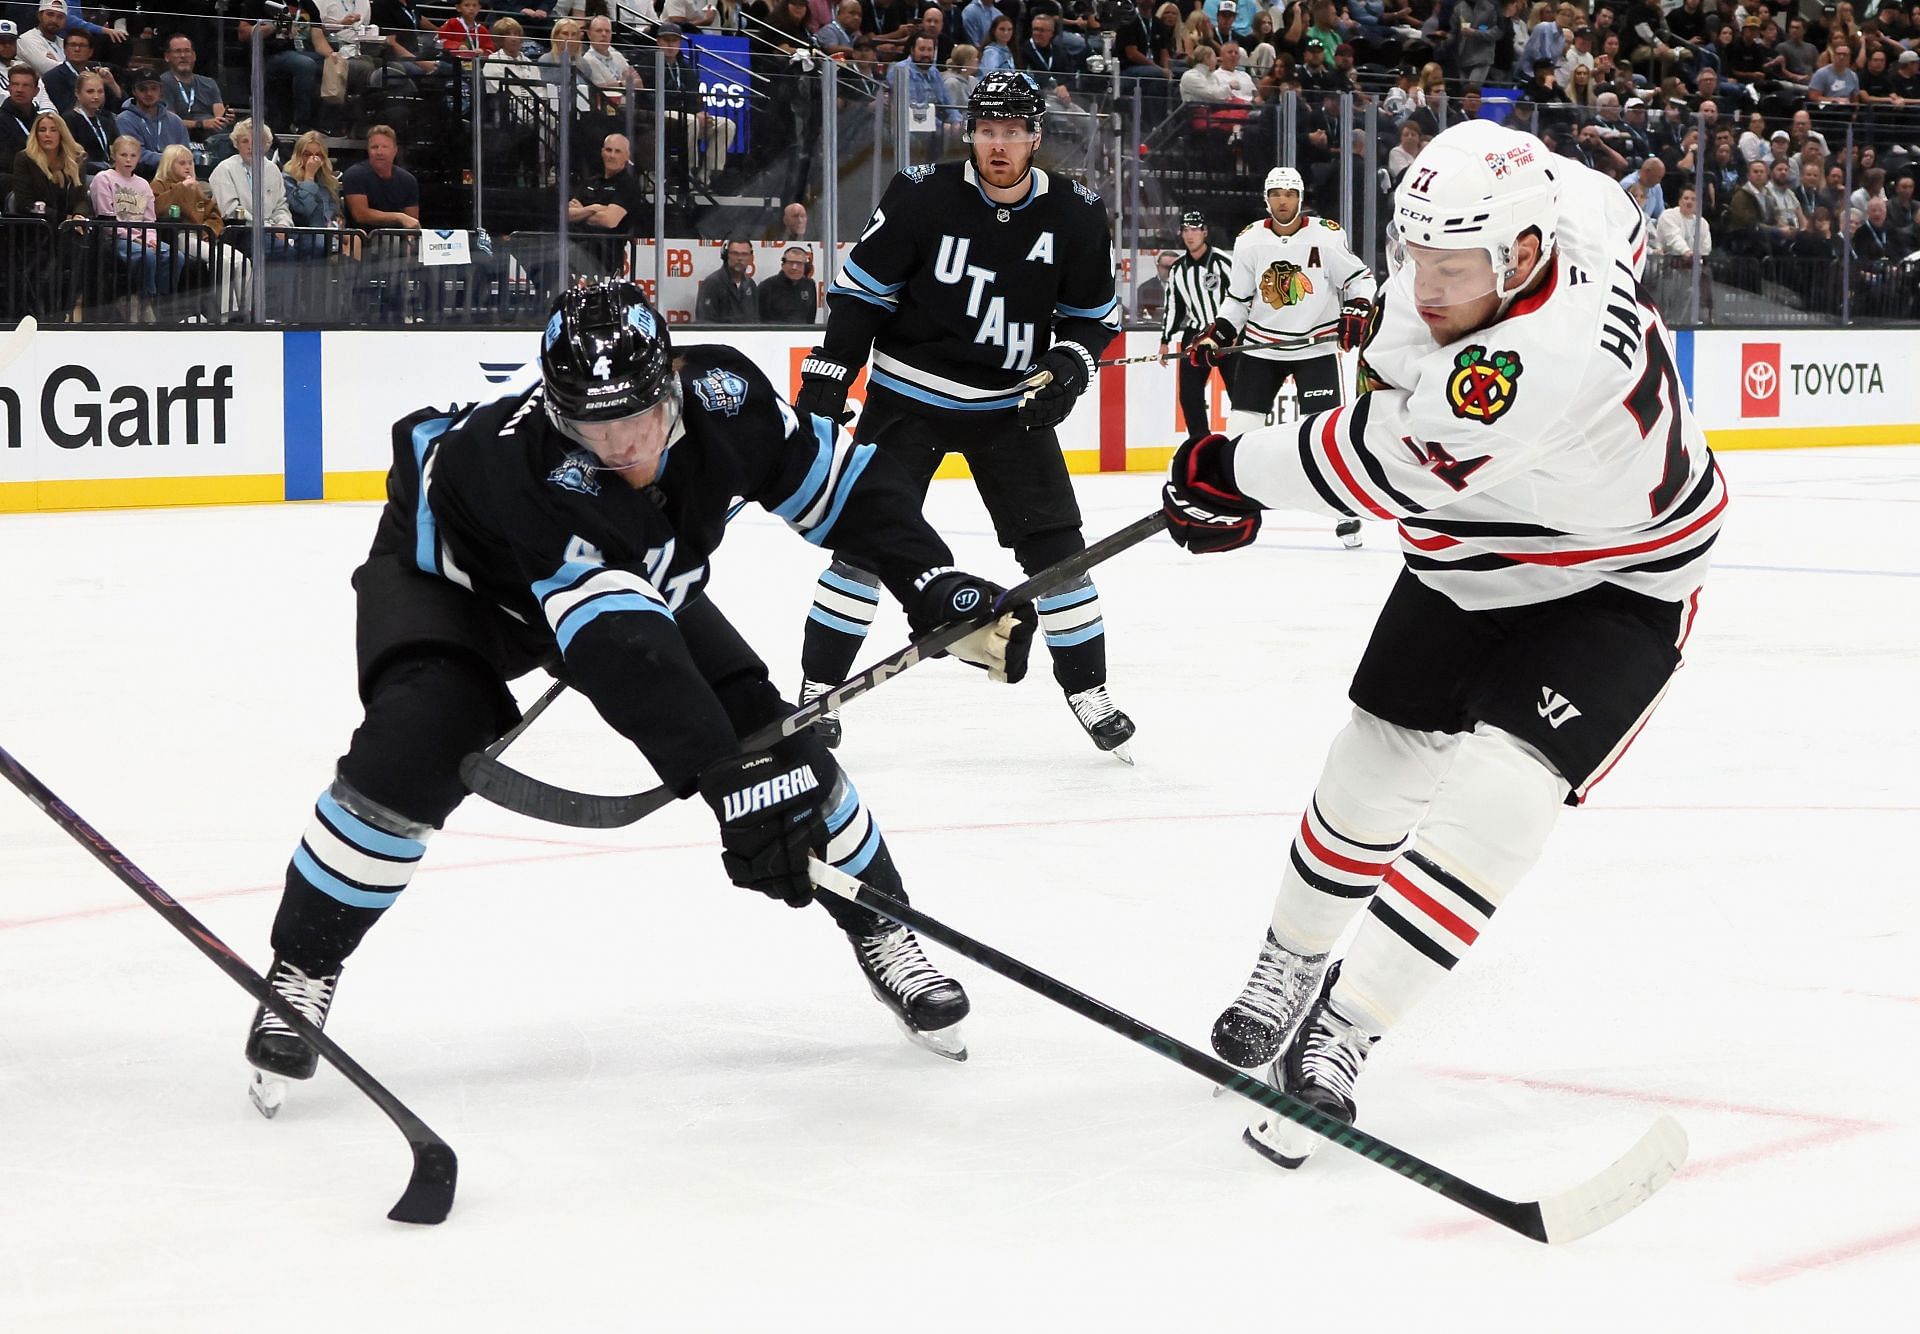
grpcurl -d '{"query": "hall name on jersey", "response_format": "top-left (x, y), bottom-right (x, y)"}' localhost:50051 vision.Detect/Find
top-left (1594, 260), bottom-right (1644, 371)
top-left (935, 233), bottom-right (1057, 371)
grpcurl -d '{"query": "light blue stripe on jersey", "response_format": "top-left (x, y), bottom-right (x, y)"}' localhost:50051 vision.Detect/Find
top-left (770, 417), bottom-right (837, 522)
top-left (316, 790), bottom-right (426, 861)
top-left (827, 282), bottom-right (896, 312)
top-left (825, 783), bottom-right (860, 835)
top-left (1035, 585), bottom-right (1098, 614)
top-left (841, 256), bottom-right (905, 295)
top-left (554, 593), bottom-right (672, 653)
top-left (1056, 298), bottom-right (1120, 321)
top-left (805, 443), bottom-right (876, 546)
top-left (293, 846), bottom-right (404, 909)
top-left (819, 568), bottom-right (881, 602)
top-left (869, 367), bottom-right (1025, 412)
top-left (531, 559), bottom-right (600, 602)
top-left (808, 607), bottom-right (872, 636)
top-left (1044, 618), bottom-right (1105, 647)
top-left (410, 416), bottom-right (453, 576)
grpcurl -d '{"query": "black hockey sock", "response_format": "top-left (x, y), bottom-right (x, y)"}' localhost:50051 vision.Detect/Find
top-left (270, 782), bottom-right (433, 972)
top-left (1035, 577), bottom-right (1108, 695)
top-left (799, 560), bottom-right (881, 685)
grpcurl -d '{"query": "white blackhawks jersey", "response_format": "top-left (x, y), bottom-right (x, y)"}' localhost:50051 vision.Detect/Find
top-left (1218, 215), bottom-right (1377, 361)
top-left (1232, 160), bottom-right (1725, 611)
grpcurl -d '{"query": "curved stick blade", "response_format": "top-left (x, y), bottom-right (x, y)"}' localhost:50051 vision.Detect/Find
top-left (388, 1139), bottom-right (459, 1225)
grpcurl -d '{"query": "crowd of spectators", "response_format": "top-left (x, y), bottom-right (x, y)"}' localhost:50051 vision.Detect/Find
top-left (4, 0), bottom-right (1920, 323)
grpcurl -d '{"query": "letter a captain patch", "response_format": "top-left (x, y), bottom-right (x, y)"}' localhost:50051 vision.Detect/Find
top-left (1025, 231), bottom-right (1055, 264)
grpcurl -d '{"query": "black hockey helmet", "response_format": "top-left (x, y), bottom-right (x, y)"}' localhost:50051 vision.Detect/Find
top-left (540, 281), bottom-right (675, 429)
top-left (1180, 209), bottom-right (1207, 229)
top-left (965, 70), bottom-right (1046, 140)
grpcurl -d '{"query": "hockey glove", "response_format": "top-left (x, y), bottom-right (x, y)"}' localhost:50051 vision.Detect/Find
top-left (1017, 342), bottom-right (1099, 430)
top-left (909, 569), bottom-right (1037, 684)
top-left (796, 350), bottom-right (856, 426)
top-left (1338, 297), bottom-right (1374, 353)
top-left (1185, 318), bottom-right (1238, 368)
top-left (698, 750), bottom-right (829, 908)
top-left (1163, 434), bottom-right (1264, 554)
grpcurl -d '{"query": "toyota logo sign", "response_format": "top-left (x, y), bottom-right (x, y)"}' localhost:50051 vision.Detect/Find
top-left (1740, 343), bottom-right (1781, 417)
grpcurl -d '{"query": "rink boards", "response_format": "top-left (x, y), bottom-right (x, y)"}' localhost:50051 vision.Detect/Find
top-left (1, 326), bottom-right (1915, 511)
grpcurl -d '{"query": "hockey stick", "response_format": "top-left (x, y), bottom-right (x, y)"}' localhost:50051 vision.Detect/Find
top-left (461, 511), bottom-right (1169, 828)
top-left (0, 745), bottom-right (458, 1226)
top-left (1090, 345), bottom-right (1260, 371)
top-left (807, 859), bottom-right (1686, 1244)
top-left (0, 315), bottom-right (37, 373)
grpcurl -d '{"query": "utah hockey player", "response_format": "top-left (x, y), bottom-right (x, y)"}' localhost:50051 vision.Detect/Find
top-left (1189, 166), bottom-right (1377, 549)
top-left (792, 70), bottom-right (1136, 761)
top-left (243, 282), bottom-right (1038, 1114)
top-left (1163, 121), bottom-right (1724, 1167)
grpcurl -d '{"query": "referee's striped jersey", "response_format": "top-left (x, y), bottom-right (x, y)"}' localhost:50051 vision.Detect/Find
top-left (1159, 246), bottom-right (1234, 343)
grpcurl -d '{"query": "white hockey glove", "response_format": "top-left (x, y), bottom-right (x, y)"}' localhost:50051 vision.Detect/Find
top-left (909, 569), bottom-right (1037, 684)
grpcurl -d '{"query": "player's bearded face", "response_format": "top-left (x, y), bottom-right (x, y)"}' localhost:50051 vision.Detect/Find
top-left (971, 119), bottom-right (1039, 188)
top-left (571, 395), bottom-right (678, 485)
top-left (1266, 189), bottom-right (1302, 227)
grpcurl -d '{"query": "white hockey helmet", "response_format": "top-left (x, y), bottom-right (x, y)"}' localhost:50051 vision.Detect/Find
top-left (1263, 166), bottom-right (1304, 196)
top-left (1390, 120), bottom-right (1558, 304)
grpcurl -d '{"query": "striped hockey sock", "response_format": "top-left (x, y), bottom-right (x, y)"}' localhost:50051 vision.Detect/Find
top-left (800, 560), bottom-right (882, 685)
top-left (1035, 577), bottom-right (1107, 694)
top-left (1330, 847), bottom-right (1499, 1036)
top-left (272, 784), bottom-right (433, 969)
top-left (1271, 794), bottom-right (1413, 955)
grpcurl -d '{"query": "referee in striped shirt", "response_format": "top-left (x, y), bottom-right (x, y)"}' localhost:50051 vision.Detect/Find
top-left (1158, 210), bottom-right (1235, 445)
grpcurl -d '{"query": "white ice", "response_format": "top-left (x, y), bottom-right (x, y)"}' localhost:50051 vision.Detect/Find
top-left (1, 448), bottom-right (1916, 1332)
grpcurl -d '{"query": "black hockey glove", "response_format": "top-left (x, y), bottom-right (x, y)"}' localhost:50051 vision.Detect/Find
top-left (795, 350), bottom-right (856, 426)
top-left (1338, 297), bottom-right (1373, 352)
top-left (1163, 433), bottom-right (1264, 554)
top-left (697, 750), bottom-right (829, 908)
top-left (1017, 342), bottom-right (1099, 429)
top-left (909, 569), bottom-right (1037, 684)
top-left (1185, 317), bottom-right (1238, 368)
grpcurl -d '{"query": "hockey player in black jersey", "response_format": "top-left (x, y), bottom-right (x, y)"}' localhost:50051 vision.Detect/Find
top-left (242, 282), bottom-right (1039, 1114)
top-left (791, 70), bottom-right (1137, 762)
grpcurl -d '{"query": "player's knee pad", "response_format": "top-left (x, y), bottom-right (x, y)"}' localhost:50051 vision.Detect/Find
top-left (340, 652), bottom-right (507, 826)
top-left (1225, 407), bottom-right (1270, 438)
top-left (1315, 707), bottom-right (1460, 843)
top-left (1014, 526), bottom-right (1085, 574)
top-left (1415, 724), bottom-right (1571, 904)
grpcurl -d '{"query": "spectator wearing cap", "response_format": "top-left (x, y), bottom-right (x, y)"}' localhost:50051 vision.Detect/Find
top-left (18, 1), bottom-right (73, 76)
top-left (116, 71), bottom-right (191, 177)
top-left (1557, 25), bottom-right (1596, 84)
top-left (1893, 49), bottom-right (1920, 106)
top-left (758, 245), bottom-right (819, 323)
top-left (1210, 0), bottom-right (1247, 44)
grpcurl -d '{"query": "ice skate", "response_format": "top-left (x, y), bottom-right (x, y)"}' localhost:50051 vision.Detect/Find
top-left (1244, 968), bottom-right (1379, 1169)
top-left (1067, 685), bottom-right (1136, 764)
top-left (244, 956), bottom-right (341, 1119)
top-left (799, 678), bottom-right (843, 748)
top-left (1210, 929), bottom-right (1331, 1069)
top-left (1335, 519), bottom-right (1363, 549)
top-left (850, 923), bottom-right (970, 1060)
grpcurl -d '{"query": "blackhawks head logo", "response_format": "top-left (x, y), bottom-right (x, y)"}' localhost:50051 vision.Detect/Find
top-left (1446, 346), bottom-right (1524, 424)
top-left (1259, 260), bottom-right (1314, 308)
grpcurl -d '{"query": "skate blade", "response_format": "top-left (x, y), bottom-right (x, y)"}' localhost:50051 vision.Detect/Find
top-left (248, 1068), bottom-right (288, 1120)
top-left (898, 1017), bottom-right (968, 1062)
top-left (1242, 1117), bottom-right (1316, 1170)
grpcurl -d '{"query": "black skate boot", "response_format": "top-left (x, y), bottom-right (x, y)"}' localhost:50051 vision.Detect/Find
top-left (799, 678), bottom-right (843, 748)
top-left (244, 956), bottom-right (342, 1119)
top-left (1066, 685), bottom-right (1136, 764)
top-left (1243, 967), bottom-right (1379, 1169)
top-left (1335, 519), bottom-right (1363, 549)
top-left (850, 923), bottom-right (970, 1061)
top-left (1210, 929), bottom-right (1332, 1069)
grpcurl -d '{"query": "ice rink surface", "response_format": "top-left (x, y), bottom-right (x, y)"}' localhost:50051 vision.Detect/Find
top-left (1, 447), bottom-right (1916, 1332)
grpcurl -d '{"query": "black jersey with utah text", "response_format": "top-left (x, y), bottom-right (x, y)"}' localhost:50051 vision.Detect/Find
top-left (384, 344), bottom-right (953, 791)
top-left (825, 161), bottom-right (1122, 417)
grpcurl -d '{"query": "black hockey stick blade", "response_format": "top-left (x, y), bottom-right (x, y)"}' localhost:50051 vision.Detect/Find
top-left (461, 510), bottom-right (1170, 828)
top-left (808, 859), bottom-right (1686, 1244)
top-left (0, 745), bottom-right (458, 1226)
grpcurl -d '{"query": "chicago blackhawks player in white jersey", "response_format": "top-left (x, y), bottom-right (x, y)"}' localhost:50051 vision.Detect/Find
top-left (1190, 166), bottom-right (1377, 547)
top-left (1163, 120), bottom-right (1724, 1169)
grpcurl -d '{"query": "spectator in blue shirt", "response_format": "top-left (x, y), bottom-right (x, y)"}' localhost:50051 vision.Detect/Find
top-left (116, 72), bottom-right (192, 177)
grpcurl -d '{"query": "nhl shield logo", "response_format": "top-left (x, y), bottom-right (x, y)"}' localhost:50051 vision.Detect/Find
top-left (1446, 346), bottom-right (1524, 425)
top-left (692, 367), bottom-right (750, 416)
top-left (1259, 260), bottom-right (1313, 308)
top-left (547, 450), bottom-right (602, 496)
